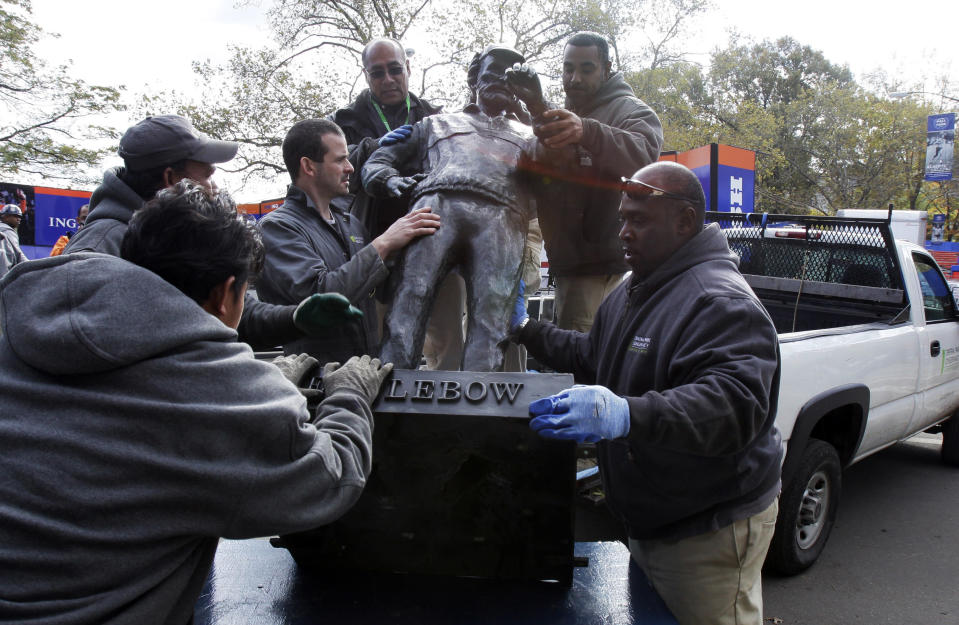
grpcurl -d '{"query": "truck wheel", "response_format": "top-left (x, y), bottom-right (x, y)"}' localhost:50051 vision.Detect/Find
top-left (766, 439), bottom-right (841, 575)
top-left (942, 416), bottom-right (959, 466)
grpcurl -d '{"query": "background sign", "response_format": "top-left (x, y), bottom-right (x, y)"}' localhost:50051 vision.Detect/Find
top-left (33, 187), bottom-right (92, 246)
top-left (932, 213), bottom-right (947, 243)
top-left (925, 113), bottom-right (955, 181)
top-left (660, 144), bottom-right (756, 213)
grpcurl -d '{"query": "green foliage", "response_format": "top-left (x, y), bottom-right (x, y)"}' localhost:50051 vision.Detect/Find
top-left (0, 0), bottom-right (124, 183)
top-left (627, 35), bottom-right (956, 218)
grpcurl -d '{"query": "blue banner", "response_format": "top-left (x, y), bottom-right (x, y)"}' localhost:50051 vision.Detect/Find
top-left (925, 113), bottom-right (955, 181)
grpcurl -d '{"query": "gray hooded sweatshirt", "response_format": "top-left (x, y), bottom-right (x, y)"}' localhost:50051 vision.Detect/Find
top-left (63, 167), bottom-right (300, 351)
top-left (0, 253), bottom-right (374, 624)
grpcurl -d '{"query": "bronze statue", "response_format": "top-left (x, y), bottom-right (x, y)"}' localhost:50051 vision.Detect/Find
top-left (362, 45), bottom-right (557, 371)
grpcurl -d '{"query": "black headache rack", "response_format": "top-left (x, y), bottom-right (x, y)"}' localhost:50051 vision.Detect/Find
top-left (706, 212), bottom-right (909, 333)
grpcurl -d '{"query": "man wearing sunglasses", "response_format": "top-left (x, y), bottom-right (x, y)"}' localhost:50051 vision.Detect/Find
top-left (512, 161), bottom-right (782, 625)
top-left (331, 38), bottom-right (442, 241)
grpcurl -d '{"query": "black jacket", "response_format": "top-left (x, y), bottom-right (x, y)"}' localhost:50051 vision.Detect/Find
top-left (520, 224), bottom-right (782, 540)
top-left (256, 185), bottom-right (387, 363)
top-left (330, 89), bottom-right (442, 238)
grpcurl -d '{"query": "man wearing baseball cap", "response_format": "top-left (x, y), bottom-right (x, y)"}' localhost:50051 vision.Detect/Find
top-left (0, 204), bottom-right (28, 279)
top-left (65, 115), bottom-right (360, 349)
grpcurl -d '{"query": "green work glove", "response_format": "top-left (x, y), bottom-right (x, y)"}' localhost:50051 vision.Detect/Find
top-left (293, 293), bottom-right (363, 335)
top-left (271, 353), bottom-right (319, 387)
top-left (322, 355), bottom-right (394, 404)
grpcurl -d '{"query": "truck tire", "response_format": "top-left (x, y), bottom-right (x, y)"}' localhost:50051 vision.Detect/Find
top-left (942, 416), bottom-right (959, 466)
top-left (766, 439), bottom-right (841, 575)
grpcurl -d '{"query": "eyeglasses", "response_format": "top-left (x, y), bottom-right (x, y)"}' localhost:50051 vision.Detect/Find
top-left (365, 66), bottom-right (406, 80)
top-left (619, 177), bottom-right (702, 206)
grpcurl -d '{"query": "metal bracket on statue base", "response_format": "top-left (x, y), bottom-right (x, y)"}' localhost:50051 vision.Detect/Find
top-left (275, 369), bottom-right (577, 584)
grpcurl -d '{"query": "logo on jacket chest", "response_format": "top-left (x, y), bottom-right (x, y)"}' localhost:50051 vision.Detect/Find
top-left (629, 335), bottom-right (651, 354)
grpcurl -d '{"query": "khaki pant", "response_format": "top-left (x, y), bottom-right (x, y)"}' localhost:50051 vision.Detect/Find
top-left (554, 272), bottom-right (626, 332)
top-left (422, 272), bottom-right (466, 370)
top-left (424, 219), bottom-right (543, 372)
top-left (628, 499), bottom-right (778, 625)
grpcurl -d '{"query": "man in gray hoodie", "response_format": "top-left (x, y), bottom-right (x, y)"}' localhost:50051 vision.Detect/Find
top-left (0, 181), bottom-right (391, 624)
top-left (513, 32), bottom-right (663, 333)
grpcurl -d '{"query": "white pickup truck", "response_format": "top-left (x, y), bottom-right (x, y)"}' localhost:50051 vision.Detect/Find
top-left (710, 211), bottom-right (959, 574)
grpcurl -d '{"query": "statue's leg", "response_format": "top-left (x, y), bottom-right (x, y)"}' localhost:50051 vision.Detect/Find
top-left (380, 193), bottom-right (457, 369)
top-left (461, 202), bottom-right (527, 372)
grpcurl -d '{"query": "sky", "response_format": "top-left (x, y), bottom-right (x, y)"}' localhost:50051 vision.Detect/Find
top-left (27, 0), bottom-right (959, 201)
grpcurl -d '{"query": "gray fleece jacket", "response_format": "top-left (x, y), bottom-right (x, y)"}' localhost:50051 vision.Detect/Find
top-left (0, 253), bottom-right (374, 625)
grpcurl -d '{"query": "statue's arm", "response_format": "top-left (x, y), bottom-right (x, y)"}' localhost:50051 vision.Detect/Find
top-left (360, 123), bottom-right (424, 198)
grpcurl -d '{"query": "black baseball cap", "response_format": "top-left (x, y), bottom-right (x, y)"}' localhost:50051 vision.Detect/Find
top-left (118, 115), bottom-right (239, 171)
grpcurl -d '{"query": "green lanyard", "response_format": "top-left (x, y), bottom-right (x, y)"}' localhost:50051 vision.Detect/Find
top-left (372, 94), bottom-right (411, 133)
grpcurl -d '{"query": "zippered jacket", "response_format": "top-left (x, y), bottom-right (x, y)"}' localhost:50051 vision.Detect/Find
top-left (257, 185), bottom-right (387, 362)
top-left (520, 224), bottom-right (782, 540)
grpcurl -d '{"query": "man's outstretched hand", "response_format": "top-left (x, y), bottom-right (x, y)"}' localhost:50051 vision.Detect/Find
top-left (528, 385), bottom-right (630, 443)
top-left (510, 279), bottom-right (529, 336)
top-left (322, 355), bottom-right (394, 404)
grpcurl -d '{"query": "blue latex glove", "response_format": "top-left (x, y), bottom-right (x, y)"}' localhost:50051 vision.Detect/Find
top-left (379, 124), bottom-right (413, 146)
top-left (510, 279), bottom-right (528, 333)
top-left (528, 384), bottom-right (630, 443)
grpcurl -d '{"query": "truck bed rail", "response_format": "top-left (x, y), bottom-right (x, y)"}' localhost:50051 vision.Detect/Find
top-left (707, 211), bottom-right (906, 302)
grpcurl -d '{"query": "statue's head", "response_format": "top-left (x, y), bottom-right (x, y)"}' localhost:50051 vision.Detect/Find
top-left (467, 45), bottom-right (525, 113)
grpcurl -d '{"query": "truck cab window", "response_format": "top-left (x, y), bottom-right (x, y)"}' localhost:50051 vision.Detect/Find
top-left (913, 254), bottom-right (957, 322)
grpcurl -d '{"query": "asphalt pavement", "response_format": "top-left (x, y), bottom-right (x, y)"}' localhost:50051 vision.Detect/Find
top-left (763, 433), bottom-right (959, 624)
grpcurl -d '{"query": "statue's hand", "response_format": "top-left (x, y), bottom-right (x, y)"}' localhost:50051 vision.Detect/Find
top-left (506, 63), bottom-right (547, 119)
top-left (384, 173), bottom-right (427, 198)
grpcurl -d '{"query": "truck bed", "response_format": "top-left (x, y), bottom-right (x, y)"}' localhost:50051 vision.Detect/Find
top-left (709, 211), bottom-right (909, 335)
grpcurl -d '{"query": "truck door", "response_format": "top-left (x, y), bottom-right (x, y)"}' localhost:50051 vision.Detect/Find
top-left (910, 252), bottom-right (959, 433)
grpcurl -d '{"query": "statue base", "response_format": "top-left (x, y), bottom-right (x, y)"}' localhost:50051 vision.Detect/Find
top-left (275, 369), bottom-right (578, 584)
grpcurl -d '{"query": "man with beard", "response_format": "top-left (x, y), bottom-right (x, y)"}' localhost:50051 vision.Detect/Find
top-left (512, 32), bottom-right (663, 333)
top-left (257, 119), bottom-right (441, 363)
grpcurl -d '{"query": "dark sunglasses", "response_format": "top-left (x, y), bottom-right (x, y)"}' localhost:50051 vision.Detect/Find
top-left (619, 177), bottom-right (701, 206)
top-left (365, 66), bottom-right (406, 80)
